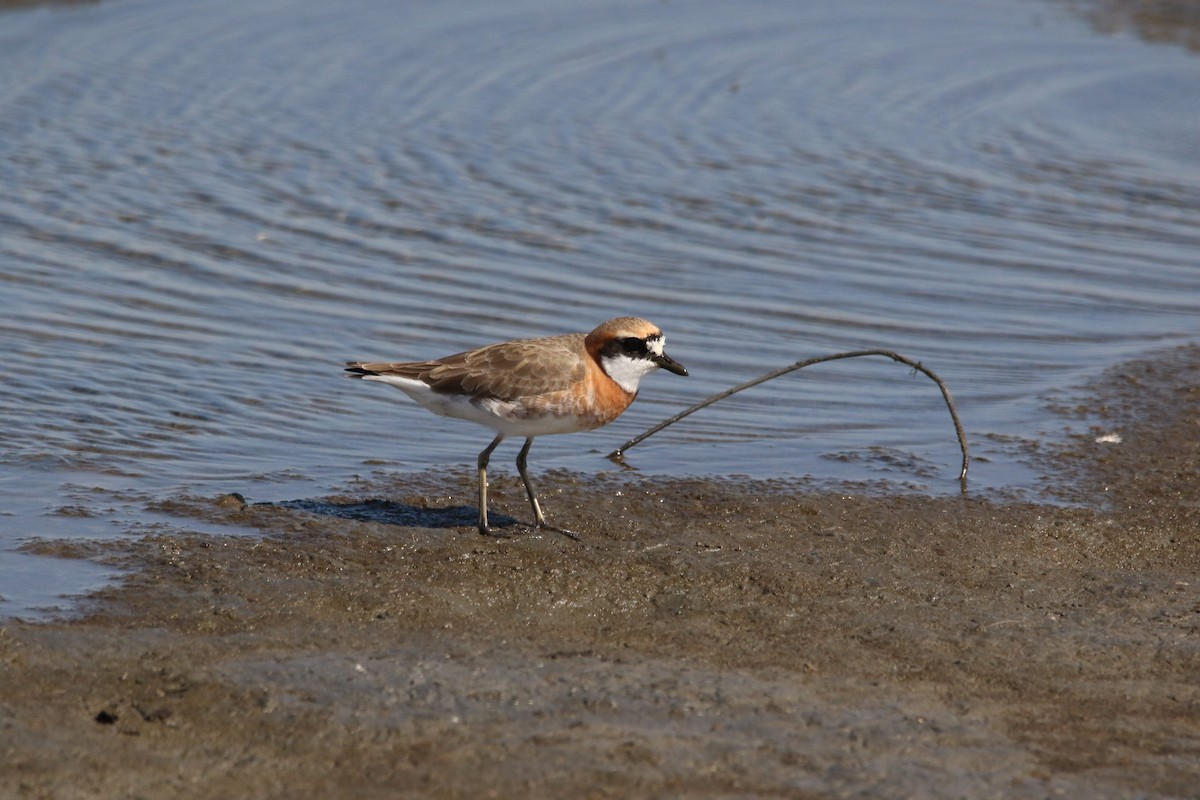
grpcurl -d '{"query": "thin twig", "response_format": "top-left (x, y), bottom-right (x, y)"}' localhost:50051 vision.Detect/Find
top-left (608, 350), bottom-right (970, 482)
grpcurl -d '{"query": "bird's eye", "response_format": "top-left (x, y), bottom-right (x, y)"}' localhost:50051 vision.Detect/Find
top-left (621, 337), bottom-right (647, 355)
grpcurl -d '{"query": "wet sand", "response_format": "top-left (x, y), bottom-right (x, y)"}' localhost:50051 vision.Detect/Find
top-left (3, 346), bottom-right (1199, 799)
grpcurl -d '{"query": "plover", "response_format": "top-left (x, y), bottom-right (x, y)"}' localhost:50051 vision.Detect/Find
top-left (345, 317), bottom-right (687, 538)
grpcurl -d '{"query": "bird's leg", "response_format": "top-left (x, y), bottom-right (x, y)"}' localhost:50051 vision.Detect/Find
top-left (516, 437), bottom-right (581, 542)
top-left (477, 434), bottom-right (505, 536)
top-left (515, 437), bottom-right (546, 526)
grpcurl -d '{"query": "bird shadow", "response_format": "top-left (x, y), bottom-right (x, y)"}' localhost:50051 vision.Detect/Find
top-left (269, 497), bottom-right (523, 532)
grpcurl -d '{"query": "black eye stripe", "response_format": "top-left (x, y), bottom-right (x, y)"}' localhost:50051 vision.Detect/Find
top-left (601, 335), bottom-right (654, 360)
top-left (621, 337), bottom-right (648, 355)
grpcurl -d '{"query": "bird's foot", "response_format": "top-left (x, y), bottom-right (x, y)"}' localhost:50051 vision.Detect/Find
top-left (477, 520), bottom-right (580, 542)
top-left (528, 521), bottom-right (582, 543)
top-left (478, 524), bottom-right (512, 539)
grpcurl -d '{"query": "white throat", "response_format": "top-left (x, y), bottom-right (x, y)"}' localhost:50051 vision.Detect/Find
top-left (601, 353), bottom-right (659, 394)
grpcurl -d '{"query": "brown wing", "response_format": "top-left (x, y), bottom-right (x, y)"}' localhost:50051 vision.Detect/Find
top-left (350, 332), bottom-right (588, 401)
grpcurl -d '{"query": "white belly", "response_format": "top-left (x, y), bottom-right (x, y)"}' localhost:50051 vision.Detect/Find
top-left (364, 374), bottom-right (593, 436)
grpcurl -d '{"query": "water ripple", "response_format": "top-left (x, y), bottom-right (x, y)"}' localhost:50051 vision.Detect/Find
top-left (0, 0), bottom-right (1197, 568)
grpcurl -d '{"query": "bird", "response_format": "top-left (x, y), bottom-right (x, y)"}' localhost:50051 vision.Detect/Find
top-left (345, 317), bottom-right (687, 539)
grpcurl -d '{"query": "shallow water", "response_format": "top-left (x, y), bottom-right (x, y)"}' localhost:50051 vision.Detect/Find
top-left (1, 0), bottom-right (1198, 616)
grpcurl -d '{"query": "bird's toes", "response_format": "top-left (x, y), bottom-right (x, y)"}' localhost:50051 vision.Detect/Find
top-left (530, 521), bottom-right (582, 543)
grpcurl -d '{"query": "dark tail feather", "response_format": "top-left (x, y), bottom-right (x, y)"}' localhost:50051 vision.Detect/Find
top-left (344, 363), bottom-right (379, 379)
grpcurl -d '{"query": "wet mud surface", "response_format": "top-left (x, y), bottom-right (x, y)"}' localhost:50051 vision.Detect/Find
top-left (3, 346), bottom-right (1200, 798)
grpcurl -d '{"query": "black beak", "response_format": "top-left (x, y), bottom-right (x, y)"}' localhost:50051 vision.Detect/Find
top-left (653, 352), bottom-right (688, 376)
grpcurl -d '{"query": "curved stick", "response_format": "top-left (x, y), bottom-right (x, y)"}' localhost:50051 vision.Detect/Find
top-left (608, 350), bottom-right (970, 482)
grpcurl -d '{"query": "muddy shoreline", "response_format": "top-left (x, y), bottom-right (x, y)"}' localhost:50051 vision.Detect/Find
top-left (3, 346), bottom-right (1200, 799)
